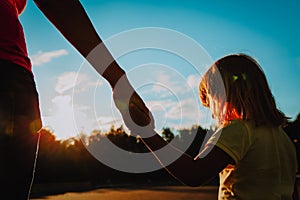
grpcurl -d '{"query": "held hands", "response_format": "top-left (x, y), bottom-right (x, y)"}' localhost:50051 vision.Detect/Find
top-left (112, 75), bottom-right (155, 137)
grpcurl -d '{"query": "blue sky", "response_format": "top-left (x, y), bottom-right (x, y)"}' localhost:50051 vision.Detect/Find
top-left (20, 0), bottom-right (300, 139)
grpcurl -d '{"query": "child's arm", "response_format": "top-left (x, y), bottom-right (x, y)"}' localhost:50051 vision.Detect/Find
top-left (140, 133), bottom-right (233, 186)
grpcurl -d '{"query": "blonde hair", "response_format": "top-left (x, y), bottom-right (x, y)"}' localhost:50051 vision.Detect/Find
top-left (199, 54), bottom-right (287, 126)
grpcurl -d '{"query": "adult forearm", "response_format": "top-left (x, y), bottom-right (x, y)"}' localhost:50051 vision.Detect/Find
top-left (33, 0), bottom-right (124, 88)
top-left (33, 0), bottom-right (101, 57)
top-left (33, 0), bottom-right (154, 129)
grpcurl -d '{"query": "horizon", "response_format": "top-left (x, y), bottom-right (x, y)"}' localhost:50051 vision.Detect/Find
top-left (20, 0), bottom-right (300, 140)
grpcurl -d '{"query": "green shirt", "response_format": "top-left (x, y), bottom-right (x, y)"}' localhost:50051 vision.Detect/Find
top-left (207, 120), bottom-right (297, 200)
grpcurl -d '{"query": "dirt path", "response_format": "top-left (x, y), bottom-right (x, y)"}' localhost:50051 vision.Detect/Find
top-left (31, 186), bottom-right (218, 200)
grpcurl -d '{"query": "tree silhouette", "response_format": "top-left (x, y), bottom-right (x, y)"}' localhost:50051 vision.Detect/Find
top-left (161, 127), bottom-right (175, 142)
top-left (32, 114), bottom-right (300, 194)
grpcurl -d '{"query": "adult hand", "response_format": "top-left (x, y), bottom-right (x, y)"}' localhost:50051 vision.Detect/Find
top-left (112, 75), bottom-right (155, 137)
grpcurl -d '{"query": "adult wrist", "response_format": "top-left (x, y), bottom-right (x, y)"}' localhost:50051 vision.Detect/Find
top-left (102, 61), bottom-right (126, 89)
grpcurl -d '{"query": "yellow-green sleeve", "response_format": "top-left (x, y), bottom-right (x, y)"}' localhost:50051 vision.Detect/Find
top-left (206, 120), bottom-right (252, 164)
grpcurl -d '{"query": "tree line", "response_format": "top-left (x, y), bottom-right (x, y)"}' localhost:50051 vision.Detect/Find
top-left (32, 113), bottom-right (300, 187)
top-left (33, 124), bottom-right (214, 186)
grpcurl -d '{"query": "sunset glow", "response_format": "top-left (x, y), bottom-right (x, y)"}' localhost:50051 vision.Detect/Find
top-left (20, 0), bottom-right (300, 139)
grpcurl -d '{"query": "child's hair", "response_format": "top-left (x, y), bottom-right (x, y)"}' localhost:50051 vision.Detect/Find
top-left (199, 54), bottom-right (287, 126)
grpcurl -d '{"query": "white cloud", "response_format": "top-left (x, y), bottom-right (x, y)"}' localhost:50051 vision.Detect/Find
top-left (141, 71), bottom-right (207, 129)
top-left (52, 95), bottom-right (72, 108)
top-left (55, 71), bottom-right (103, 94)
top-left (186, 74), bottom-right (201, 89)
top-left (149, 71), bottom-right (202, 99)
top-left (146, 96), bottom-right (213, 131)
top-left (31, 49), bottom-right (68, 66)
top-left (151, 72), bottom-right (172, 93)
top-left (164, 98), bottom-right (212, 129)
top-left (97, 116), bottom-right (119, 126)
top-left (55, 72), bottom-right (87, 94)
top-left (43, 95), bottom-right (80, 139)
top-left (42, 71), bottom-right (105, 139)
top-left (150, 72), bottom-right (187, 97)
top-left (94, 116), bottom-right (123, 131)
top-left (147, 99), bottom-right (176, 112)
top-left (165, 98), bottom-right (200, 120)
top-left (43, 94), bottom-right (97, 140)
top-left (146, 98), bottom-right (209, 129)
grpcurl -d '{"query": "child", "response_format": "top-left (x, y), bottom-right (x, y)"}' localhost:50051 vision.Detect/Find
top-left (139, 54), bottom-right (298, 200)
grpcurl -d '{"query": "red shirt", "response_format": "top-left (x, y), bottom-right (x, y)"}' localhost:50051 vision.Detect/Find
top-left (0, 0), bottom-right (31, 72)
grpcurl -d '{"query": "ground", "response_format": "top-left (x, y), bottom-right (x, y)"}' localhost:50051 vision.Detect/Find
top-left (31, 185), bottom-right (218, 200)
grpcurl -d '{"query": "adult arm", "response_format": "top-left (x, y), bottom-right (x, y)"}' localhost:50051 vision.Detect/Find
top-left (33, 0), bottom-right (121, 86)
top-left (33, 0), bottom-right (154, 129)
top-left (31, 1), bottom-right (231, 181)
